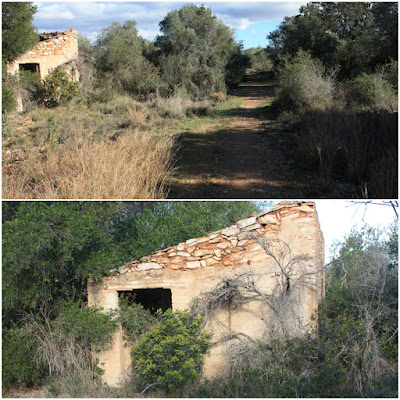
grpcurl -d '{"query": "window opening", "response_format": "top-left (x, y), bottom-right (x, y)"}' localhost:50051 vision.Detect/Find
top-left (119, 288), bottom-right (172, 314)
top-left (19, 63), bottom-right (40, 74)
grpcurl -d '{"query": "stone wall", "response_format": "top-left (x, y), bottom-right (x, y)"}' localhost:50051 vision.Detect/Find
top-left (88, 201), bottom-right (325, 386)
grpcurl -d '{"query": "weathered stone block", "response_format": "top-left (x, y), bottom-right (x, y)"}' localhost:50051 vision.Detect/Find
top-left (221, 225), bottom-right (240, 236)
top-left (186, 261), bottom-right (201, 269)
top-left (137, 262), bottom-right (162, 271)
top-left (237, 216), bottom-right (256, 228)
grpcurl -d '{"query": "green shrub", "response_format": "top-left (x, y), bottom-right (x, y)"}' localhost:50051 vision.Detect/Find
top-left (118, 294), bottom-right (157, 342)
top-left (275, 51), bottom-right (335, 113)
top-left (347, 73), bottom-right (396, 111)
top-left (53, 302), bottom-right (118, 349)
top-left (2, 325), bottom-right (44, 390)
top-left (380, 59), bottom-right (398, 90)
top-left (20, 301), bottom-right (118, 388)
top-left (132, 309), bottom-right (211, 390)
top-left (41, 69), bottom-right (78, 107)
top-left (2, 82), bottom-right (16, 113)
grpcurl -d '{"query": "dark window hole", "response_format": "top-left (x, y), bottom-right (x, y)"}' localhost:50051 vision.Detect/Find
top-left (119, 288), bottom-right (172, 314)
top-left (19, 63), bottom-right (40, 74)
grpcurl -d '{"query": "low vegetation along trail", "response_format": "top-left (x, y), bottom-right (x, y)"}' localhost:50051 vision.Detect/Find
top-left (167, 73), bottom-right (308, 198)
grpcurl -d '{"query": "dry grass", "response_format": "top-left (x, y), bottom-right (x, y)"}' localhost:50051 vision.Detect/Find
top-left (156, 92), bottom-right (212, 119)
top-left (3, 91), bottom-right (220, 199)
top-left (3, 133), bottom-right (175, 199)
top-left (296, 110), bottom-right (398, 197)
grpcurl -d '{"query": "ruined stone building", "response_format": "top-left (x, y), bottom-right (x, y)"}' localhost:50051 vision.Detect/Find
top-left (88, 201), bottom-right (325, 386)
top-left (6, 29), bottom-right (79, 111)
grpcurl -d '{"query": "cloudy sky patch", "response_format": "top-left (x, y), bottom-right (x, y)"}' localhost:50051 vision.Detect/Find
top-left (33, 1), bottom-right (304, 47)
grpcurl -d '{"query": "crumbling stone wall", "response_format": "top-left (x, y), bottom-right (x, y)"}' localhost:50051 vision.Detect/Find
top-left (7, 29), bottom-right (79, 81)
top-left (88, 201), bottom-right (325, 386)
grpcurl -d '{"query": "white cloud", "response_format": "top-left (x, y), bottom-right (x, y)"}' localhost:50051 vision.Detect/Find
top-left (33, 1), bottom-right (305, 40)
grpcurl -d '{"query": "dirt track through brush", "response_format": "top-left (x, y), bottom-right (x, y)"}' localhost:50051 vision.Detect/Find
top-left (167, 73), bottom-right (310, 199)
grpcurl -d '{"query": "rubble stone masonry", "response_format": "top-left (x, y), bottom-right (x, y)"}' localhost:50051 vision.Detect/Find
top-left (88, 201), bottom-right (325, 386)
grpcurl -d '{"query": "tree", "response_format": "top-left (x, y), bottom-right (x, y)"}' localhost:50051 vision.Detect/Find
top-left (267, 2), bottom-right (398, 79)
top-left (95, 20), bottom-right (163, 96)
top-left (2, 2), bottom-right (39, 62)
top-left (156, 4), bottom-right (248, 98)
top-left (2, 202), bottom-right (122, 324)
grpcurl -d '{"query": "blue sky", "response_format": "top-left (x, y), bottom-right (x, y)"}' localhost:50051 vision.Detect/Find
top-left (32, 2), bottom-right (305, 49)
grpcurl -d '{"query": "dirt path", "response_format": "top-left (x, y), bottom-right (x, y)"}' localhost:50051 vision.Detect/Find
top-left (167, 73), bottom-right (311, 199)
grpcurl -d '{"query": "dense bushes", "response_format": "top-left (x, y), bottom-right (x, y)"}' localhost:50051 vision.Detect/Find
top-left (2, 325), bottom-right (44, 390)
top-left (272, 48), bottom-right (397, 195)
top-left (347, 72), bottom-right (397, 111)
top-left (2, 303), bottom-right (118, 393)
top-left (132, 309), bottom-right (211, 391)
top-left (268, 3), bottom-right (398, 79)
top-left (275, 52), bottom-right (334, 113)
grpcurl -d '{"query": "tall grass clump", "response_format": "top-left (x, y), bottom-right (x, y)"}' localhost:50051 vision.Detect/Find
top-left (275, 51), bottom-right (335, 113)
top-left (3, 132), bottom-right (175, 199)
top-left (156, 90), bottom-right (212, 119)
top-left (31, 304), bottom-right (117, 397)
top-left (296, 111), bottom-right (398, 196)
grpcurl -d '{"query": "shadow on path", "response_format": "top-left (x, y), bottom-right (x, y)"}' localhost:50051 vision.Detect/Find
top-left (167, 72), bottom-right (315, 199)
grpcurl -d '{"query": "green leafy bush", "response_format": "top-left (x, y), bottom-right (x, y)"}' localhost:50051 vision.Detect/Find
top-left (41, 69), bottom-right (78, 107)
top-left (380, 59), bottom-right (398, 90)
top-left (2, 82), bottom-right (16, 113)
top-left (2, 60), bottom-right (17, 113)
top-left (275, 51), bottom-right (335, 113)
top-left (2, 325), bottom-right (44, 390)
top-left (347, 73), bottom-right (396, 110)
top-left (53, 302), bottom-right (118, 350)
top-left (118, 294), bottom-right (157, 342)
top-left (132, 309), bottom-right (211, 390)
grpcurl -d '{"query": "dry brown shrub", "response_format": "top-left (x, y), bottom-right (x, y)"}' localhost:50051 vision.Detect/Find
top-left (126, 106), bottom-right (149, 129)
top-left (3, 133), bottom-right (174, 199)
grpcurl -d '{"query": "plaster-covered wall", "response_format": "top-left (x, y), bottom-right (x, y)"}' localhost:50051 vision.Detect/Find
top-left (88, 201), bottom-right (324, 386)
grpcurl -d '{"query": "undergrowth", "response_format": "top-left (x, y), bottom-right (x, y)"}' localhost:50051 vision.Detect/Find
top-left (2, 92), bottom-right (222, 199)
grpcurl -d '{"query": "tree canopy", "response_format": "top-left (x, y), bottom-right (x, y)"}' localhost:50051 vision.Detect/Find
top-left (2, 2), bottom-right (39, 62)
top-left (267, 2), bottom-right (398, 78)
top-left (156, 4), bottom-right (249, 98)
